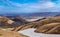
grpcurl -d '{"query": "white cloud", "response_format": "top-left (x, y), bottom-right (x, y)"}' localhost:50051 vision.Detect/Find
top-left (17, 1), bottom-right (56, 12)
top-left (0, 0), bottom-right (60, 13)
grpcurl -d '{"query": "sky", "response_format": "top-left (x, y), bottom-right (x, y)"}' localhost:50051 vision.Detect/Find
top-left (0, 0), bottom-right (60, 13)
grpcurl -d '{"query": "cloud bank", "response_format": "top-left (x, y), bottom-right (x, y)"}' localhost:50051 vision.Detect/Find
top-left (0, 0), bottom-right (60, 13)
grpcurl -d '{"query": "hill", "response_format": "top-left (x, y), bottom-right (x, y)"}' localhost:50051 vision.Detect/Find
top-left (14, 16), bottom-right (60, 34)
top-left (0, 30), bottom-right (28, 37)
top-left (0, 16), bottom-right (28, 31)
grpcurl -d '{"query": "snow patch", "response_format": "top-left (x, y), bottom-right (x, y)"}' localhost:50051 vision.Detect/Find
top-left (18, 28), bottom-right (60, 37)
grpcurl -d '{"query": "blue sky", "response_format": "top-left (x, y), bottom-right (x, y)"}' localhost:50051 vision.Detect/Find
top-left (0, 0), bottom-right (60, 13)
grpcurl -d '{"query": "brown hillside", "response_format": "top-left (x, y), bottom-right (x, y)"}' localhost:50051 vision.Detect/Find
top-left (0, 30), bottom-right (28, 37)
top-left (35, 23), bottom-right (60, 34)
top-left (0, 16), bottom-right (17, 31)
top-left (14, 16), bottom-right (60, 34)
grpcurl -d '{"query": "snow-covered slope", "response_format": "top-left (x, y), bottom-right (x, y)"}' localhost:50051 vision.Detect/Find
top-left (18, 28), bottom-right (60, 37)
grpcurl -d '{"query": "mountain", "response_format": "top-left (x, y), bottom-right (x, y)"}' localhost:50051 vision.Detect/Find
top-left (0, 16), bottom-right (14, 30)
top-left (6, 16), bottom-right (28, 24)
top-left (0, 12), bottom-right (60, 17)
top-left (14, 16), bottom-right (60, 34)
top-left (0, 16), bottom-right (29, 31)
top-left (55, 13), bottom-right (60, 16)
top-left (18, 12), bottom-right (60, 17)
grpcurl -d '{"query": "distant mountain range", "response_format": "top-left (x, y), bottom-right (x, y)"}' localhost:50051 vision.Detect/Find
top-left (0, 12), bottom-right (60, 17)
top-left (19, 12), bottom-right (60, 17)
